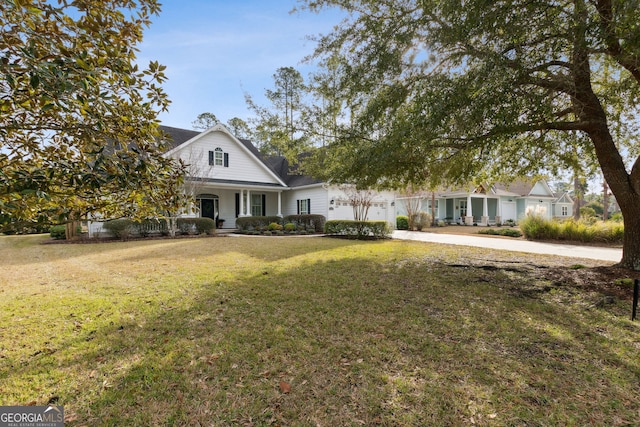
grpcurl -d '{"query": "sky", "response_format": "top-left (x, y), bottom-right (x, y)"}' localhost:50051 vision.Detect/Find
top-left (137, 0), bottom-right (343, 130)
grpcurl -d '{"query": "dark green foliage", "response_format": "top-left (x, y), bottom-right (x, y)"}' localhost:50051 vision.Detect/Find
top-left (396, 215), bottom-right (409, 230)
top-left (283, 215), bottom-right (326, 233)
top-left (103, 219), bottom-right (134, 239)
top-left (49, 225), bottom-right (67, 240)
top-left (324, 220), bottom-right (391, 239)
top-left (176, 218), bottom-right (215, 235)
top-left (478, 228), bottom-right (523, 238)
top-left (235, 216), bottom-right (283, 231)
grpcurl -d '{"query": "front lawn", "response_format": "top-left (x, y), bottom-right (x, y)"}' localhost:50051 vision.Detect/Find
top-left (0, 235), bottom-right (638, 426)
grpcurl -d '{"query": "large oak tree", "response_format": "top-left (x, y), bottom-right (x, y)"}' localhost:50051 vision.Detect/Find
top-left (299, 0), bottom-right (640, 269)
top-left (1, 0), bottom-right (187, 233)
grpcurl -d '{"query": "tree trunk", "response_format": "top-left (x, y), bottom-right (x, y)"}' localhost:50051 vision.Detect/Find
top-left (586, 125), bottom-right (640, 270)
top-left (573, 176), bottom-right (581, 221)
top-left (621, 208), bottom-right (640, 270)
top-left (602, 180), bottom-right (609, 221)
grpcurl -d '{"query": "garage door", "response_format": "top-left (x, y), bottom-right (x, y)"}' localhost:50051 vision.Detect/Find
top-left (333, 201), bottom-right (388, 221)
top-left (368, 202), bottom-right (388, 221)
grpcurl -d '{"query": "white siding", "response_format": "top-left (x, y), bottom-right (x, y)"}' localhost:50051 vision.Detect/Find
top-left (283, 186), bottom-right (328, 217)
top-left (171, 131), bottom-right (282, 185)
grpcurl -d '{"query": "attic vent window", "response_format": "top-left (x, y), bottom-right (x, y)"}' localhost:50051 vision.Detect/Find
top-left (209, 148), bottom-right (229, 167)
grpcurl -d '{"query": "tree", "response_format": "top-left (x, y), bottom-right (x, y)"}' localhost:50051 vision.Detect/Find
top-left (300, 0), bottom-right (640, 269)
top-left (226, 117), bottom-right (251, 140)
top-left (246, 67), bottom-right (310, 159)
top-left (192, 112), bottom-right (220, 130)
top-left (1, 0), bottom-right (187, 235)
top-left (338, 184), bottom-right (375, 221)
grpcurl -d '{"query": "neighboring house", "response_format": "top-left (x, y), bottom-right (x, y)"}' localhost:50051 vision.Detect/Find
top-left (89, 124), bottom-right (397, 235)
top-left (397, 179), bottom-right (573, 226)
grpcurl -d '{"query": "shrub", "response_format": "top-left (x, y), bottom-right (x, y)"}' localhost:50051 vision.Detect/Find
top-left (268, 222), bottom-right (283, 231)
top-left (284, 223), bottom-right (297, 232)
top-left (283, 214), bottom-right (326, 233)
top-left (324, 220), bottom-right (391, 239)
top-left (478, 228), bottom-right (523, 238)
top-left (413, 211), bottom-right (432, 231)
top-left (609, 212), bottom-right (623, 222)
top-left (519, 215), bottom-right (559, 240)
top-left (176, 218), bottom-right (216, 235)
top-left (235, 216), bottom-right (282, 231)
top-left (49, 225), bottom-right (67, 240)
top-left (521, 216), bottom-right (624, 244)
top-left (103, 219), bottom-right (134, 239)
top-left (396, 215), bottom-right (409, 230)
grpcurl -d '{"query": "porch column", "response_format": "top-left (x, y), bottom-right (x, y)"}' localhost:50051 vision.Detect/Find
top-left (246, 189), bottom-right (251, 216)
top-left (465, 195), bottom-right (473, 225)
top-left (495, 198), bottom-right (502, 225)
top-left (277, 191), bottom-right (283, 217)
top-left (239, 189), bottom-right (245, 217)
top-left (482, 196), bottom-right (489, 226)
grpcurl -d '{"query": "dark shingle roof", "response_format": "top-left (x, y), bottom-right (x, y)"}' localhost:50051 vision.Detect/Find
top-left (160, 125), bottom-right (200, 150)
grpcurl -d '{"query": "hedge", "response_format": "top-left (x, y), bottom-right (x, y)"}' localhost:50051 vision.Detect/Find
top-left (396, 215), bottom-right (409, 230)
top-left (49, 225), bottom-right (67, 240)
top-left (103, 219), bottom-right (135, 239)
top-left (235, 216), bottom-right (283, 231)
top-left (102, 217), bottom-right (215, 239)
top-left (324, 220), bottom-right (391, 239)
top-left (176, 217), bottom-right (216, 235)
top-left (235, 215), bottom-right (326, 233)
top-left (282, 214), bottom-right (326, 233)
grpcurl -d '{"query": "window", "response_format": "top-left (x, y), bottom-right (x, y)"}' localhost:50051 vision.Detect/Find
top-left (251, 194), bottom-right (265, 217)
top-left (209, 148), bottom-right (229, 167)
top-left (561, 206), bottom-right (568, 216)
top-left (297, 199), bottom-right (310, 215)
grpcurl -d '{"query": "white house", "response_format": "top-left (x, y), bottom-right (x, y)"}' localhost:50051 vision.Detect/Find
top-left (397, 179), bottom-right (573, 226)
top-left (88, 124), bottom-right (396, 233)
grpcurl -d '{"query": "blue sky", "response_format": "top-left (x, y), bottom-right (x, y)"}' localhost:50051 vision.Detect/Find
top-left (138, 1), bottom-right (342, 130)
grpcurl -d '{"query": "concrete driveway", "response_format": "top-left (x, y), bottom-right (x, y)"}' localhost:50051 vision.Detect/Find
top-left (392, 230), bottom-right (622, 263)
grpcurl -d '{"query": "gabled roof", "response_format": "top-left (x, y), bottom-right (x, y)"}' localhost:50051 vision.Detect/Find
top-left (160, 125), bottom-right (200, 150)
top-left (159, 124), bottom-right (320, 189)
top-left (492, 179), bottom-right (555, 198)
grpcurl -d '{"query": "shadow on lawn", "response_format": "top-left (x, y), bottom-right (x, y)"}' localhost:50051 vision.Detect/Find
top-left (4, 243), bottom-right (640, 426)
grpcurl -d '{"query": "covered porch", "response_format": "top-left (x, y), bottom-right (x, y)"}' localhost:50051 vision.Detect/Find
top-left (187, 181), bottom-right (286, 229)
top-left (441, 194), bottom-right (502, 226)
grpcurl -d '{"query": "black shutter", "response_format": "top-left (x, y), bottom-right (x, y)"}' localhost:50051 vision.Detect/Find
top-left (224, 153), bottom-right (229, 167)
top-left (209, 151), bottom-right (214, 165)
top-left (297, 200), bottom-right (300, 215)
top-left (262, 194), bottom-right (266, 216)
top-left (235, 193), bottom-right (240, 218)
top-left (307, 199), bottom-right (311, 214)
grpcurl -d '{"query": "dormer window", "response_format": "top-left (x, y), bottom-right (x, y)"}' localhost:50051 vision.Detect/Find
top-left (209, 148), bottom-right (229, 167)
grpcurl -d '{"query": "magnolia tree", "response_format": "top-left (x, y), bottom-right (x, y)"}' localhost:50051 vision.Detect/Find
top-left (299, 0), bottom-right (640, 270)
top-left (0, 0), bottom-right (187, 236)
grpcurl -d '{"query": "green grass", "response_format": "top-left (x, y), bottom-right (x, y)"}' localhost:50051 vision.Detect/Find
top-left (1, 234), bottom-right (639, 426)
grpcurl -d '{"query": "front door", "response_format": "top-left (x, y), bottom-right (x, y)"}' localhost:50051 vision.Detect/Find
top-left (200, 198), bottom-right (219, 221)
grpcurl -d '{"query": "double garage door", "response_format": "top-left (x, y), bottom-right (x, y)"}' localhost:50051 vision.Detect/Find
top-left (333, 201), bottom-right (389, 221)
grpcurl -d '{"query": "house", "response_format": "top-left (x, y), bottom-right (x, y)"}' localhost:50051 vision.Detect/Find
top-left (397, 179), bottom-right (573, 226)
top-left (89, 124), bottom-right (397, 235)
